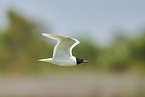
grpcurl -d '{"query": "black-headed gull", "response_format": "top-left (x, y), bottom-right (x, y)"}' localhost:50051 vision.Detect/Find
top-left (38, 33), bottom-right (88, 66)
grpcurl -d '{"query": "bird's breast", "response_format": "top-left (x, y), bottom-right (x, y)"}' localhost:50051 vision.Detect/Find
top-left (52, 56), bottom-right (77, 66)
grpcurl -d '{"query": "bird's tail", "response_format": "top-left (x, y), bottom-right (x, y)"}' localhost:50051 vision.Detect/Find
top-left (38, 58), bottom-right (53, 62)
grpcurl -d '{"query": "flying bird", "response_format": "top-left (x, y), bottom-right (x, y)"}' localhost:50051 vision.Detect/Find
top-left (38, 33), bottom-right (88, 66)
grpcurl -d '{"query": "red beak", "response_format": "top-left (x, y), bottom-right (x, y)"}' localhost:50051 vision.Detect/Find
top-left (82, 60), bottom-right (88, 63)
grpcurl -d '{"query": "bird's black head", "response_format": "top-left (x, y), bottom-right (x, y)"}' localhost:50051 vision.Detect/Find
top-left (76, 57), bottom-right (88, 65)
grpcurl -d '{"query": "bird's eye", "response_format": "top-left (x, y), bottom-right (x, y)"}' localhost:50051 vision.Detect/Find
top-left (81, 59), bottom-right (83, 62)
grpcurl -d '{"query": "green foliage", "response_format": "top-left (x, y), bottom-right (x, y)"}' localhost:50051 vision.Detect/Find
top-left (0, 11), bottom-right (54, 75)
top-left (0, 10), bottom-right (145, 76)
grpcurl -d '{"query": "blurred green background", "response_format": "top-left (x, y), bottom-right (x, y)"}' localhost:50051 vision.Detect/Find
top-left (1, 11), bottom-right (145, 75)
top-left (0, 0), bottom-right (145, 97)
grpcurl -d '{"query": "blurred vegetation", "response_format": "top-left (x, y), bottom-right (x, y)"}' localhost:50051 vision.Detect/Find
top-left (0, 10), bottom-right (145, 76)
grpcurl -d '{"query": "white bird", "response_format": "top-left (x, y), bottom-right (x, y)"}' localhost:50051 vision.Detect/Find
top-left (38, 33), bottom-right (88, 66)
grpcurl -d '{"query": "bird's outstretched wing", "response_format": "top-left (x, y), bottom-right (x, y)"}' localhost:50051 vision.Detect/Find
top-left (42, 33), bottom-right (80, 59)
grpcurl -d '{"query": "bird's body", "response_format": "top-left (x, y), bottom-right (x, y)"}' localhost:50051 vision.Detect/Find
top-left (39, 57), bottom-right (76, 66)
top-left (38, 33), bottom-right (88, 66)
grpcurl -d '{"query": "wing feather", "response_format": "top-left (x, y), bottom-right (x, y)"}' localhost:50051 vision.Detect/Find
top-left (42, 33), bottom-right (80, 58)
